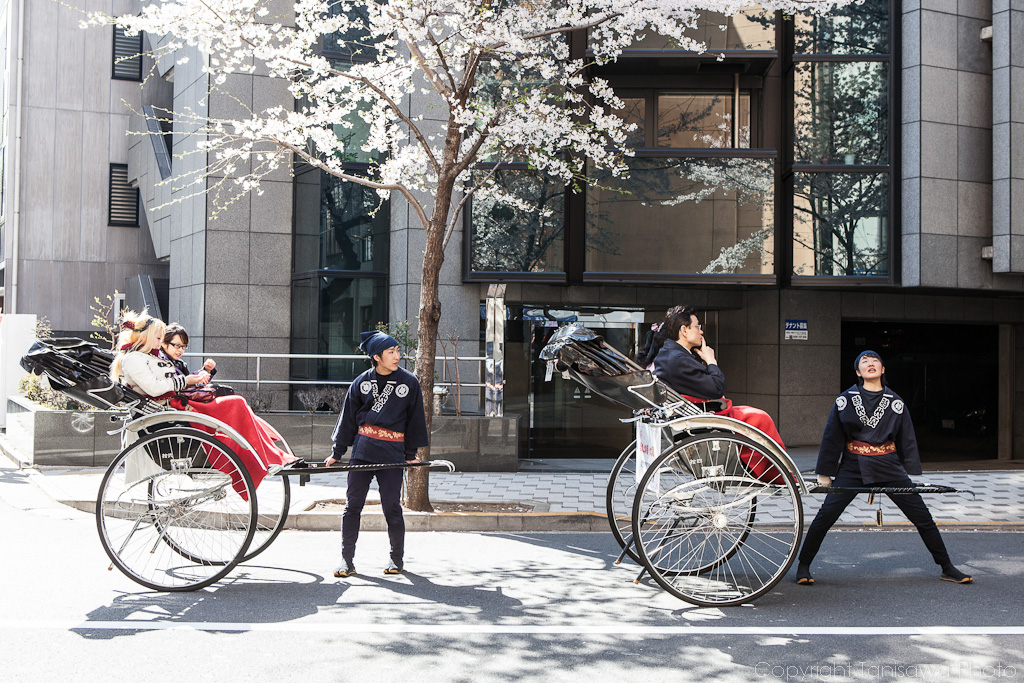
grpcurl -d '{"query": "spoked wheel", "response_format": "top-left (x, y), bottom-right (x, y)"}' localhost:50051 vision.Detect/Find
top-left (631, 433), bottom-right (803, 607)
top-left (605, 430), bottom-right (675, 564)
top-left (96, 428), bottom-right (257, 591)
top-left (240, 471), bottom-right (290, 563)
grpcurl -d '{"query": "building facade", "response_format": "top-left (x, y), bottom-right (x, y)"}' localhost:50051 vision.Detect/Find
top-left (4, 0), bottom-right (1024, 465)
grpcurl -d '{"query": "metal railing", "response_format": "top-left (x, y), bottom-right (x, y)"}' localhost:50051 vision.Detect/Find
top-left (181, 351), bottom-right (487, 392)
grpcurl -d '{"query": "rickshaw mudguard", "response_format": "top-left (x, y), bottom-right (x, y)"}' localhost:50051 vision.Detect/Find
top-left (658, 413), bottom-right (810, 494)
top-left (120, 410), bottom-right (263, 469)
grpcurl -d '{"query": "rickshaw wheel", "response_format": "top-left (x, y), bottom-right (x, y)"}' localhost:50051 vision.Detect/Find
top-left (240, 472), bottom-right (290, 563)
top-left (605, 429), bottom-right (677, 564)
top-left (631, 433), bottom-right (803, 607)
top-left (96, 427), bottom-right (257, 592)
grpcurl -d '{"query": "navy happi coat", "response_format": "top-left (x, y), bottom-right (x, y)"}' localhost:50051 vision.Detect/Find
top-left (331, 366), bottom-right (429, 464)
top-left (815, 385), bottom-right (923, 484)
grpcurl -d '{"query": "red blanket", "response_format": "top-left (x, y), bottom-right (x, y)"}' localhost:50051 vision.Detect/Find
top-left (171, 395), bottom-right (296, 498)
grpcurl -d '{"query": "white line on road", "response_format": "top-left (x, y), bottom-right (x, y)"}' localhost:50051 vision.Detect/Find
top-left (3, 621), bottom-right (1024, 636)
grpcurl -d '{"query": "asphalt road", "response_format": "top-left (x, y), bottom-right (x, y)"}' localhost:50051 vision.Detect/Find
top-left (2, 467), bottom-right (1023, 683)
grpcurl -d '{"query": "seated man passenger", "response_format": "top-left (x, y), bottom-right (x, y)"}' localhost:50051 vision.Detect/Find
top-left (110, 310), bottom-right (295, 489)
top-left (652, 306), bottom-right (786, 461)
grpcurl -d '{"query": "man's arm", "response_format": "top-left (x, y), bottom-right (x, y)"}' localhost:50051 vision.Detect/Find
top-left (403, 381), bottom-right (429, 461)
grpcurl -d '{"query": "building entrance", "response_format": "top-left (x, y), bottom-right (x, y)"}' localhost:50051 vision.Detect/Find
top-left (503, 307), bottom-right (644, 459)
top-left (841, 321), bottom-right (999, 462)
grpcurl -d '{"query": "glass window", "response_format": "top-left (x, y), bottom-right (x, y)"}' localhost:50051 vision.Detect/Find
top-left (470, 168), bottom-right (565, 273)
top-left (793, 61), bottom-right (888, 165)
top-left (793, 0), bottom-right (889, 55)
top-left (586, 157), bottom-right (775, 275)
top-left (613, 96), bottom-right (647, 149)
top-left (620, 7), bottom-right (775, 51)
top-left (323, 2), bottom-right (378, 60)
top-left (658, 92), bottom-right (751, 149)
top-left (290, 276), bottom-right (388, 382)
top-left (293, 171), bottom-right (389, 273)
top-left (792, 172), bottom-right (889, 277)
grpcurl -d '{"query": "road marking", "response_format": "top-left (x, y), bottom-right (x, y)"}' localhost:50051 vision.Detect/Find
top-left (3, 621), bottom-right (1024, 635)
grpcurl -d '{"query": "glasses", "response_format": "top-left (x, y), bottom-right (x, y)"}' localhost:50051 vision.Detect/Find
top-left (688, 323), bottom-right (702, 331)
top-left (167, 342), bottom-right (188, 350)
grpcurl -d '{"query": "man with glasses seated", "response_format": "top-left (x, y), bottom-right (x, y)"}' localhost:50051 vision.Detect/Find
top-left (653, 305), bottom-right (786, 481)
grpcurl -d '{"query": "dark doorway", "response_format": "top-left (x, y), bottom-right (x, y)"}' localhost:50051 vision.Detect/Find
top-left (842, 321), bottom-right (998, 462)
top-left (503, 306), bottom-right (642, 459)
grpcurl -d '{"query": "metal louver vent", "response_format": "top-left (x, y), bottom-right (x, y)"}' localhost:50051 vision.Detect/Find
top-left (109, 164), bottom-right (140, 227)
top-left (112, 26), bottom-right (143, 81)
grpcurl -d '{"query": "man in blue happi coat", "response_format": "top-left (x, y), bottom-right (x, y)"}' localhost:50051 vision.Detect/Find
top-left (326, 330), bottom-right (429, 578)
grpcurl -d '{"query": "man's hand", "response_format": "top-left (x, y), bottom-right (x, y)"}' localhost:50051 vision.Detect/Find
top-left (203, 359), bottom-right (217, 372)
top-left (816, 474), bottom-right (833, 487)
top-left (325, 456), bottom-right (339, 467)
top-left (406, 458), bottom-right (421, 464)
top-left (694, 342), bottom-right (718, 365)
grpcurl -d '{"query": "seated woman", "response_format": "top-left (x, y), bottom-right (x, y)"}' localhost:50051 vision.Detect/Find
top-left (111, 310), bottom-right (295, 489)
top-left (160, 322), bottom-right (217, 379)
top-left (652, 305), bottom-right (785, 480)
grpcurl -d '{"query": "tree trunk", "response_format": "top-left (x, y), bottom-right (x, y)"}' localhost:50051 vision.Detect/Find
top-left (405, 171), bottom-right (458, 512)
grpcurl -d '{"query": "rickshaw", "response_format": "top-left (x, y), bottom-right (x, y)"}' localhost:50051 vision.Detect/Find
top-left (20, 337), bottom-right (452, 592)
top-left (540, 324), bottom-right (964, 607)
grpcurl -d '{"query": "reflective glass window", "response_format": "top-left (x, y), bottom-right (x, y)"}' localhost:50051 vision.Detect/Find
top-left (613, 96), bottom-right (647, 149)
top-left (793, 61), bottom-right (888, 165)
top-left (621, 6), bottom-right (775, 51)
top-left (293, 171), bottom-right (390, 273)
top-left (289, 276), bottom-right (388, 384)
top-left (586, 157), bottom-right (775, 275)
top-left (470, 168), bottom-right (565, 273)
top-left (792, 172), bottom-right (889, 277)
top-left (658, 92), bottom-right (751, 149)
top-left (793, 0), bottom-right (889, 55)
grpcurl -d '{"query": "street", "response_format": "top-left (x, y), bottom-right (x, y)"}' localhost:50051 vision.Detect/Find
top-left (1, 469), bottom-right (1023, 683)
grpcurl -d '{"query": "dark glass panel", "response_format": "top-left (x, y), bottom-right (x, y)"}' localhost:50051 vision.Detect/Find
top-left (320, 174), bottom-right (389, 272)
top-left (619, 7), bottom-right (775, 51)
top-left (614, 97), bottom-right (646, 149)
top-left (586, 157), bottom-right (775, 275)
top-left (323, 2), bottom-right (379, 60)
top-left (293, 167), bottom-right (322, 272)
top-left (291, 276), bottom-right (388, 382)
top-left (793, 0), bottom-right (888, 55)
top-left (657, 92), bottom-right (750, 149)
top-left (470, 168), bottom-right (565, 273)
top-left (792, 172), bottom-right (889, 277)
top-left (794, 61), bottom-right (888, 165)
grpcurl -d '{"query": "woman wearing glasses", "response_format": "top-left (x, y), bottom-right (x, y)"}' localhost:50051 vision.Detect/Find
top-left (160, 322), bottom-right (218, 379)
top-left (112, 311), bottom-right (295, 489)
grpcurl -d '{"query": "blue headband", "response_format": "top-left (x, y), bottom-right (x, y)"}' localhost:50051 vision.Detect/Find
top-left (359, 331), bottom-right (400, 359)
top-left (854, 350), bottom-right (882, 369)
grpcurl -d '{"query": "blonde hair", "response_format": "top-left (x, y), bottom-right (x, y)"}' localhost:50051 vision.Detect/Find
top-left (110, 309), bottom-right (167, 380)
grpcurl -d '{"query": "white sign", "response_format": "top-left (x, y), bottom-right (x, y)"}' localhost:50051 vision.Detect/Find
top-left (784, 319), bottom-right (808, 341)
top-left (635, 422), bottom-right (662, 488)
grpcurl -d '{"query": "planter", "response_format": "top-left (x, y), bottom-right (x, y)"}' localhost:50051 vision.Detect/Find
top-left (5, 399), bottom-right (521, 472)
top-left (6, 395), bottom-right (122, 467)
top-left (430, 414), bottom-right (520, 472)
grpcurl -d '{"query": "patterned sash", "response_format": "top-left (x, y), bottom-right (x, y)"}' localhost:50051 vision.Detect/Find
top-left (846, 440), bottom-right (896, 456)
top-left (358, 424), bottom-right (405, 442)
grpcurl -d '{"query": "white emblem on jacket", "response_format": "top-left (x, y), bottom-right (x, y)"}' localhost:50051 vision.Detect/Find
top-left (360, 381), bottom-right (373, 395)
top-left (892, 399), bottom-right (904, 414)
top-left (396, 384), bottom-right (409, 398)
top-left (836, 396), bottom-right (848, 411)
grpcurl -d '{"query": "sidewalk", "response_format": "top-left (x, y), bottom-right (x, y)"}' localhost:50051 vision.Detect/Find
top-left (3, 438), bottom-right (1022, 532)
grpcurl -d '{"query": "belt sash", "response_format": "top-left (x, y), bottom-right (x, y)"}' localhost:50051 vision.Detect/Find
top-left (847, 439), bottom-right (896, 456)
top-left (358, 424), bottom-right (405, 442)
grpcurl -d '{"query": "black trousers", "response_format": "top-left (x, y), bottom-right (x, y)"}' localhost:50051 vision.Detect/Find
top-left (798, 475), bottom-right (951, 567)
top-left (341, 461), bottom-right (405, 562)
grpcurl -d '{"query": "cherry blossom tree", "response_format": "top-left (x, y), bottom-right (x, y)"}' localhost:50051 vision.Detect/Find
top-left (86, 0), bottom-right (846, 510)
